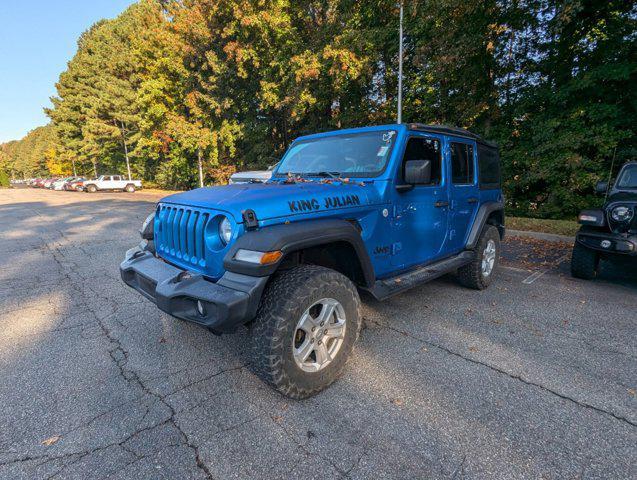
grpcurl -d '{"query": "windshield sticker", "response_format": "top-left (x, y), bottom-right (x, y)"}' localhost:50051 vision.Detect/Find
top-left (377, 146), bottom-right (389, 157)
top-left (288, 194), bottom-right (361, 213)
top-left (383, 131), bottom-right (395, 143)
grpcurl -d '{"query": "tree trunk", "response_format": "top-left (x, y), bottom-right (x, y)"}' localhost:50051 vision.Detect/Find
top-left (197, 148), bottom-right (204, 188)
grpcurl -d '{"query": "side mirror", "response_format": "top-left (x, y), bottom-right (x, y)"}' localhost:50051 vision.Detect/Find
top-left (595, 181), bottom-right (608, 194)
top-left (405, 160), bottom-right (431, 185)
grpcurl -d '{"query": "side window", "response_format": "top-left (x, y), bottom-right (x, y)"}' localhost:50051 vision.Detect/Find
top-left (104, 176), bottom-right (111, 182)
top-left (402, 137), bottom-right (442, 185)
top-left (113, 175), bottom-right (120, 181)
top-left (450, 142), bottom-right (475, 184)
top-left (477, 144), bottom-right (501, 189)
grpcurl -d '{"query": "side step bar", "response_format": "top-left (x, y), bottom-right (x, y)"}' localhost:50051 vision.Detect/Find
top-left (365, 251), bottom-right (475, 301)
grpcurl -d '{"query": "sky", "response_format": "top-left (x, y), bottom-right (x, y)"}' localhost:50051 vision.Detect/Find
top-left (0, 0), bottom-right (135, 143)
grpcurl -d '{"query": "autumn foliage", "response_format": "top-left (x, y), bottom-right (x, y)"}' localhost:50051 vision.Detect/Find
top-left (1, 0), bottom-right (635, 218)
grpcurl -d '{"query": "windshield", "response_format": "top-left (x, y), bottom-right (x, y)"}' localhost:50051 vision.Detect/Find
top-left (275, 130), bottom-right (397, 177)
top-left (616, 164), bottom-right (637, 189)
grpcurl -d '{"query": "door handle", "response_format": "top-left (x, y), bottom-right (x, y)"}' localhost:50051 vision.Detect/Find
top-left (467, 197), bottom-right (478, 204)
top-left (434, 201), bottom-right (449, 208)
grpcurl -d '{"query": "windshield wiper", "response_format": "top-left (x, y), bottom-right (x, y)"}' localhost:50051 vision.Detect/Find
top-left (279, 171), bottom-right (342, 180)
top-left (308, 171), bottom-right (341, 178)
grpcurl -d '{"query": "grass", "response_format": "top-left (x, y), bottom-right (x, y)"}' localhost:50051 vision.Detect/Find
top-left (507, 216), bottom-right (579, 236)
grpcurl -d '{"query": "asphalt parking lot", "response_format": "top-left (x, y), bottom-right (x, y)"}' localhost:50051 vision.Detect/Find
top-left (1, 188), bottom-right (635, 480)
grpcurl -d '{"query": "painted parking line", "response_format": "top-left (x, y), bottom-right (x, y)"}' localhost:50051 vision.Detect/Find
top-left (520, 253), bottom-right (571, 284)
top-left (522, 270), bottom-right (548, 284)
top-left (501, 265), bottom-right (529, 273)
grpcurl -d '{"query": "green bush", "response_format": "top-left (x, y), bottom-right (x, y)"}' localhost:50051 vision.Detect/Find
top-left (0, 169), bottom-right (9, 188)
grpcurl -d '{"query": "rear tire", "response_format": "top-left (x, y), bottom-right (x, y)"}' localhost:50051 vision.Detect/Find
top-left (125, 184), bottom-right (135, 193)
top-left (458, 225), bottom-right (500, 290)
top-left (250, 265), bottom-right (361, 399)
top-left (570, 241), bottom-right (598, 280)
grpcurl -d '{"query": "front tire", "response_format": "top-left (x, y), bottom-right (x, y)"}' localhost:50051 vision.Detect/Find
top-left (86, 184), bottom-right (97, 193)
top-left (125, 184), bottom-right (135, 193)
top-left (458, 225), bottom-right (500, 290)
top-left (570, 241), bottom-right (598, 280)
top-left (250, 265), bottom-right (362, 399)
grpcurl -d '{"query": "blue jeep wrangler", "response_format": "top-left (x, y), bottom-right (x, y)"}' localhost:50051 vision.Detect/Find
top-left (121, 124), bottom-right (504, 398)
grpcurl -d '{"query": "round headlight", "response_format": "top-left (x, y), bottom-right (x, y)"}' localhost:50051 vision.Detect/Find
top-left (140, 212), bottom-right (155, 240)
top-left (219, 216), bottom-right (232, 244)
top-left (611, 206), bottom-right (633, 222)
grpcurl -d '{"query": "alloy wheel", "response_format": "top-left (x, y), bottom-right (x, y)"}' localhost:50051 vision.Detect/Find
top-left (481, 239), bottom-right (497, 277)
top-left (292, 298), bottom-right (347, 373)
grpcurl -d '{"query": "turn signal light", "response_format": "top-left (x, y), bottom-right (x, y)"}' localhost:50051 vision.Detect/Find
top-left (260, 250), bottom-right (283, 264)
top-left (235, 249), bottom-right (282, 265)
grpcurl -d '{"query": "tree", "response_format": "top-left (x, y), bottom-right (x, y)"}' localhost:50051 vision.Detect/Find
top-left (11, 0), bottom-right (632, 219)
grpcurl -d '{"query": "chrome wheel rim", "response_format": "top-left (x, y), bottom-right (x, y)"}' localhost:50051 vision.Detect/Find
top-left (292, 298), bottom-right (346, 373)
top-left (481, 239), bottom-right (497, 277)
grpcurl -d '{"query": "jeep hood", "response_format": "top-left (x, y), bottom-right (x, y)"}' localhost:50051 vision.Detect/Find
top-left (605, 190), bottom-right (637, 205)
top-left (160, 182), bottom-right (381, 222)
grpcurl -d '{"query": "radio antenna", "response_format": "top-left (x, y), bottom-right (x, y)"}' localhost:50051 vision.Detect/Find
top-left (397, 0), bottom-right (404, 124)
top-left (605, 147), bottom-right (617, 201)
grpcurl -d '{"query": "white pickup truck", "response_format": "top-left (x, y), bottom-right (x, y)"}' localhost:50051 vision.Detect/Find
top-left (83, 175), bottom-right (142, 193)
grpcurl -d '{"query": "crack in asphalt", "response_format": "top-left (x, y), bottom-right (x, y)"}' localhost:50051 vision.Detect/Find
top-left (240, 394), bottom-right (359, 479)
top-left (162, 363), bottom-right (249, 399)
top-left (450, 454), bottom-right (467, 480)
top-left (368, 318), bottom-right (637, 429)
top-left (8, 241), bottom-right (219, 479)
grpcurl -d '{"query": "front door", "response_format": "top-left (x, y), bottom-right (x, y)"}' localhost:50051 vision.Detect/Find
top-left (446, 140), bottom-right (480, 253)
top-left (391, 134), bottom-right (449, 270)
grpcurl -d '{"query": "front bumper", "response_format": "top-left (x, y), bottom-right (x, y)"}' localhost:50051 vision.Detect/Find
top-left (120, 246), bottom-right (268, 333)
top-left (576, 231), bottom-right (637, 256)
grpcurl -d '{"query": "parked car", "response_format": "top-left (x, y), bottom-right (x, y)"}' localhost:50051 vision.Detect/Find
top-left (83, 175), bottom-right (142, 193)
top-left (43, 178), bottom-right (58, 189)
top-left (229, 163), bottom-right (278, 184)
top-left (52, 177), bottom-right (74, 191)
top-left (571, 161), bottom-right (637, 279)
top-left (64, 177), bottom-right (87, 191)
top-left (121, 123), bottom-right (504, 398)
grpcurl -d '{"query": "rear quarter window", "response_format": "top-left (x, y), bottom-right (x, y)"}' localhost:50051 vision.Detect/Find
top-left (477, 144), bottom-right (501, 190)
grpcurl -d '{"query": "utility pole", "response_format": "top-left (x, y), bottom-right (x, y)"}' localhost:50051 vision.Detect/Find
top-left (397, 0), bottom-right (404, 124)
top-left (197, 148), bottom-right (204, 188)
top-left (71, 158), bottom-right (77, 177)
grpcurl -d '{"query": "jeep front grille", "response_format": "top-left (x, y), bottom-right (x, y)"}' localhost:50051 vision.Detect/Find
top-left (156, 205), bottom-right (209, 267)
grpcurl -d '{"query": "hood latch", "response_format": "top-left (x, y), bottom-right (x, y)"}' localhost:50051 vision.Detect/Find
top-left (242, 209), bottom-right (259, 230)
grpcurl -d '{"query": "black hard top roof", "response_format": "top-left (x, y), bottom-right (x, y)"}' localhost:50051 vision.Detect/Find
top-left (407, 123), bottom-right (497, 148)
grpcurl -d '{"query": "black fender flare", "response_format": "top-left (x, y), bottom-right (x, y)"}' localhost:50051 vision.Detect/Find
top-left (223, 218), bottom-right (375, 287)
top-left (465, 201), bottom-right (505, 250)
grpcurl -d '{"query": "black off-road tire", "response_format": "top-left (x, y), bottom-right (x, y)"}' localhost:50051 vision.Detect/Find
top-left (250, 265), bottom-right (362, 399)
top-left (570, 241), bottom-right (598, 280)
top-left (457, 225), bottom-right (500, 290)
top-left (125, 184), bottom-right (136, 193)
top-left (86, 184), bottom-right (97, 193)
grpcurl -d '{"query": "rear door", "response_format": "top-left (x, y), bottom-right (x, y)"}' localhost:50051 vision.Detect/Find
top-left (391, 133), bottom-right (449, 270)
top-left (446, 139), bottom-right (479, 253)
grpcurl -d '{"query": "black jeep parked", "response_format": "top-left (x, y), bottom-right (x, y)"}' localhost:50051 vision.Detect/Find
top-left (572, 162), bottom-right (637, 279)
